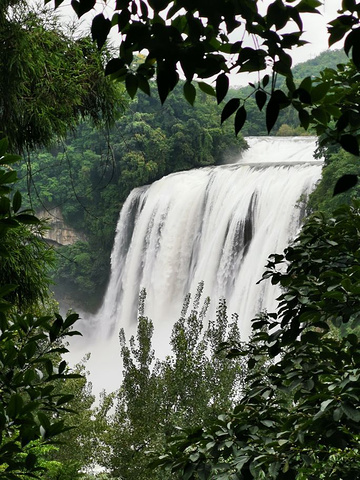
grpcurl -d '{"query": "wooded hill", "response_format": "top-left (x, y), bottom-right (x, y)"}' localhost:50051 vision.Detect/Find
top-left (18, 87), bottom-right (246, 310)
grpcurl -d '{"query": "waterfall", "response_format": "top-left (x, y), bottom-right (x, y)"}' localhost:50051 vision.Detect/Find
top-left (70, 136), bottom-right (322, 394)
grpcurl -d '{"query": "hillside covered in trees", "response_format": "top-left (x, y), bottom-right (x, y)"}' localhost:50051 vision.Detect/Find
top-left (18, 86), bottom-right (247, 309)
top-left (18, 48), bottom-right (347, 311)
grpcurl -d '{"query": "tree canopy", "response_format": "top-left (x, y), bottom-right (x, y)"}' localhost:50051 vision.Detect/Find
top-left (153, 200), bottom-right (360, 480)
top-left (58, 0), bottom-right (360, 155)
top-left (96, 286), bottom-right (245, 480)
top-left (0, 1), bottom-right (121, 152)
top-left (0, 137), bottom-right (84, 479)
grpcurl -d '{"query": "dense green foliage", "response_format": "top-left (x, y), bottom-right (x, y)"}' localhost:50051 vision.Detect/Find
top-left (237, 49), bottom-right (347, 136)
top-left (307, 147), bottom-right (360, 214)
top-left (155, 201), bottom-right (360, 479)
top-left (96, 286), bottom-right (245, 480)
top-left (65, 0), bottom-right (360, 155)
top-left (0, 0), bottom-right (123, 306)
top-left (0, 224), bottom-right (56, 312)
top-left (0, 137), bottom-right (85, 479)
top-left (19, 87), bottom-right (246, 308)
top-left (0, 3), bottom-right (121, 479)
top-left (0, 1), bottom-right (123, 472)
top-left (16, 287), bottom-right (245, 480)
top-left (0, 1), bottom-right (121, 153)
top-left (37, 360), bottom-right (113, 480)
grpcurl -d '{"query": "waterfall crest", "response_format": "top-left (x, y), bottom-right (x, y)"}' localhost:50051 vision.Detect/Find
top-left (100, 137), bottom-right (321, 340)
top-left (72, 136), bottom-right (322, 394)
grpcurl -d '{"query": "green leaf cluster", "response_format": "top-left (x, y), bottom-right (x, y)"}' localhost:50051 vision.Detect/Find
top-left (0, 2), bottom-right (121, 152)
top-left (100, 285), bottom-right (246, 480)
top-left (156, 201), bottom-right (360, 479)
top-left (68, 0), bottom-right (319, 105)
top-left (224, 49), bottom-right (348, 137)
top-left (64, 0), bottom-right (360, 152)
top-left (0, 138), bottom-right (83, 479)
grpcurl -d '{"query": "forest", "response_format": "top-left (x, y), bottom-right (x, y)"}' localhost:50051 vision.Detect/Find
top-left (2, 0), bottom-right (360, 479)
top-left (17, 86), bottom-right (247, 309)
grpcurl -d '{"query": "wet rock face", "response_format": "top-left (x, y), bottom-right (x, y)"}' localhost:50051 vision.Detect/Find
top-left (37, 207), bottom-right (86, 246)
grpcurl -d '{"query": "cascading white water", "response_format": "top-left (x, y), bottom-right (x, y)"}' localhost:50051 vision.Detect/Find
top-left (70, 136), bottom-right (322, 394)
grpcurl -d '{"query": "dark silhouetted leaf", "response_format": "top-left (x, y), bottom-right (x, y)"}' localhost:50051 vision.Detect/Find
top-left (0, 137), bottom-right (8, 157)
top-left (216, 73), bottom-right (229, 104)
top-left (294, 87), bottom-right (312, 104)
top-left (198, 82), bottom-right (216, 96)
top-left (272, 89), bottom-right (291, 107)
top-left (255, 90), bottom-right (267, 111)
top-left (0, 171), bottom-right (17, 185)
top-left (7, 394), bottom-right (23, 418)
top-left (116, 9), bottom-right (131, 31)
top-left (157, 65), bottom-right (178, 104)
top-left (184, 81), bottom-right (196, 106)
top-left (296, 0), bottom-right (322, 13)
top-left (286, 75), bottom-right (296, 92)
top-left (38, 412), bottom-right (51, 431)
top-left (340, 134), bottom-right (359, 156)
top-left (0, 284), bottom-right (17, 297)
top-left (221, 98), bottom-right (240, 124)
top-left (328, 18), bottom-right (351, 47)
top-left (138, 76), bottom-right (151, 96)
top-left (299, 109), bottom-right (310, 130)
top-left (56, 394), bottom-right (74, 406)
top-left (267, 1), bottom-right (289, 30)
top-left (311, 82), bottom-right (331, 102)
top-left (333, 174), bottom-right (358, 196)
top-left (125, 73), bottom-right (138, 99)
top-left (336, 112), bottom-right (350, 132)
top-left (343, 0), bottom-right (356, 11)
top-left (352, 32), bottom-right (360, 69)
top-left (12, 191), bottom-right (21, 213)
top-left (266, 97), bottom-right (280, 133)
top-left (71, 0), bottom-right (95, 18)
top-left (105, 58), bottom-right (126, 76)
top-left (116, 0), bottom-right (130, 9)
top-left (0, 154), bottom-right (21, 165)
top-left (234, 106), bottom-right (246, 135)
top-left (341, 402), bottom-right (360, 421)
top-left (91, 14), bottom-right (112, 49)
top-left (25, 453), bottom-right (37, 470)
top-left (15, 214), bottom-right (40, 225)
top-left (312, 106), bottom-right (328, 125)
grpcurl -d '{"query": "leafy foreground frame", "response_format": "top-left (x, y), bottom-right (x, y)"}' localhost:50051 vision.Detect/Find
top-left (0, 137), bottom-right (82, 479)
top-left (153, 202), bottom-right (360, 480)
top-left (59, 0), bottom-right (360, 156)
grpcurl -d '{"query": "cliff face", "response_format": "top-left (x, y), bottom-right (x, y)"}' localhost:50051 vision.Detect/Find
top-left (37, 207), bottom-right (87, 246)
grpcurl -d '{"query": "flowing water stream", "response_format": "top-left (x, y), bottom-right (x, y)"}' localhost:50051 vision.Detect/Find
top-left (69, 136), bottom-right (323, 395)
